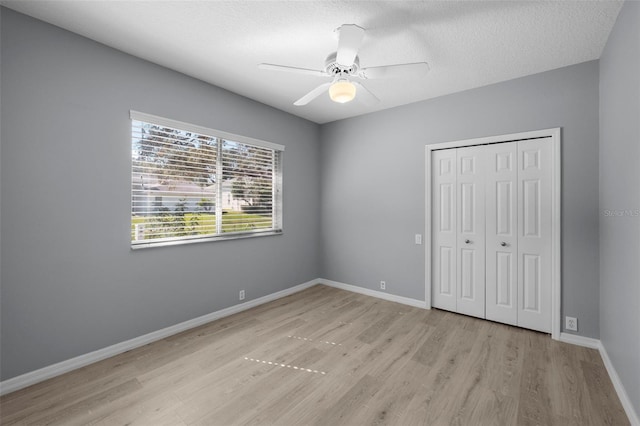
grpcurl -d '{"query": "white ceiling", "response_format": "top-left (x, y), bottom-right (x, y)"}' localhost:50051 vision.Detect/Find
top-left (2, 1), bottom-right (623, 124)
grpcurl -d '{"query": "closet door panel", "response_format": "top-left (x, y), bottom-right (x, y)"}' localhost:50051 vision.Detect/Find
top-left (432, 149), bottom-right (457, 311)
top-left (486, 142), bottom-right (518, 325)
top-left (517, 138), bottom-right (552, 333)
top-left (456, 146), bottom-right (485, 319)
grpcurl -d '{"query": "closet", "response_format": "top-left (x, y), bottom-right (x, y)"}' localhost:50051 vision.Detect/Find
top-left (431, 138), bottom-right (553, 333)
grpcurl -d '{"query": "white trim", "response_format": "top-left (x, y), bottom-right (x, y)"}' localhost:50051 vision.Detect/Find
top-left (558, 332), bottom-right (600, 349)
top-left (425, 128), bottom-right (562, 339)
top-left (320, 279), bottom-right (428, 309)
top-left (598, 341), bottom-right (640, 426)
top-left (129, 110), bottom-right (285, 152)
top-left (427, 127), bottom-right (559, 151)
top-left (559, 333), bottom-right (638, 425)
top-left (0, 278), bottom-right (320, 396)
top-left (424, 147), bottom-right (433, 310)
top-left (550, 128), bottom-right (562, 339)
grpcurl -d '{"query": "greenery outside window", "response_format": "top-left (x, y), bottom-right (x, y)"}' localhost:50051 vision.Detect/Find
top-left (131, 111), bottom-right (283, 249)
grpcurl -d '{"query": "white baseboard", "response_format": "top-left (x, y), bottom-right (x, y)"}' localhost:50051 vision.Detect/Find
top-left (0, 278), bottom-right (320, 396)
top-left (319, 278), bottom-right (428, 309)
top-left (558, 332), bottom-right (600, 349)
top-left (597, 341), bottom-right (640, 426)
top-left (558, 332), bottom-right (639, 425)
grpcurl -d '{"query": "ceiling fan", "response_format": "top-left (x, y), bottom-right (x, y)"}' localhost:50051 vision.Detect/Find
top-left (258, 24), bottom-right (430, 106)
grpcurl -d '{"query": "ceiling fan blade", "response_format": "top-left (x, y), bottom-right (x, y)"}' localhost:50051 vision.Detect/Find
top-left (294, 82), bottom-right (332, 106)
top-left (353, 82), bottom-right (380, 105)
top-left (259, 63), bottom-right (327, 77)
top-left (359, 62), bottom-right (430, 79)
top-left (336, 24), bottom-right (365, 67)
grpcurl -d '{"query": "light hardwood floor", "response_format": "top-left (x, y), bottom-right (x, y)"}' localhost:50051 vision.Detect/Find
top-left (0, 285), bottom-right (629, 425)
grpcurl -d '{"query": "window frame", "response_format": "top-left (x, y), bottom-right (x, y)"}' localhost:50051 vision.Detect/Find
top-left (130, 110), bottom-right (284, 250)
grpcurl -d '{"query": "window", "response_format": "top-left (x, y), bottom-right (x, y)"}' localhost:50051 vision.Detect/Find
top-left (131, 111), bottom-right (283, 248)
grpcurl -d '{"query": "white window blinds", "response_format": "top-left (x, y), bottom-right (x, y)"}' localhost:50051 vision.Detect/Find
top-left (131, 111), bottom-right (283, 248)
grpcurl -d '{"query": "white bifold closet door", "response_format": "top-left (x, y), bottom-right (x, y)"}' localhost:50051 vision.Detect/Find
top-left (485, 142), bottom-right (518, 326)
top-left (517, 139), bottom-right (552, 332)
top-left (432, 138), bottom-right (552, 333)
top-left (456, 146), bottom-right (486, 319)
top-left (432, 149), bottom-right (457, 312)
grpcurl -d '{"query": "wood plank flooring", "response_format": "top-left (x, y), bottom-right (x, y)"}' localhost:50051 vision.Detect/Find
top-left (0, 285), bottom-right (629, 425)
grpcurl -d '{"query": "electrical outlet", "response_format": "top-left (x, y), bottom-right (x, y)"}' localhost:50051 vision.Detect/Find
top-left (239, 290), bottom-right (245, 301)
top-left (565, 316), bottom-right (578, 331)
top-left (415, 234), bottom-right (422, 245)
top-left (380, 281), bottom-right (386, 290)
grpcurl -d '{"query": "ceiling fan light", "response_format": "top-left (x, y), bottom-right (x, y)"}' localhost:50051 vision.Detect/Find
top-left (329, 80), bottom-right (356, 103)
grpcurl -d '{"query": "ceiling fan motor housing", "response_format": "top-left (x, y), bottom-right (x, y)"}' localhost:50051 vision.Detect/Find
top-left (324, 52), bottom-right (359, 77)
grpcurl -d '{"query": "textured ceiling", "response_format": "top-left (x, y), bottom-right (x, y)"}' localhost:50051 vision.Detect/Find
top-left (2, 1), bottom-right (623, 124)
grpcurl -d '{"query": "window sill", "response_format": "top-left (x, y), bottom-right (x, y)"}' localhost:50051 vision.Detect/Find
top-left (131, 229), bottom-right (283, 250)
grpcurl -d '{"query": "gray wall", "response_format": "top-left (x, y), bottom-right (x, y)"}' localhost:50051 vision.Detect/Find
top-left (320, 61), bottom-right (601, 338)
top-left (3, 3), bottom-right (635, 389)
top-left (599, 0), bottom-right (640, 415)
top-left (0, 9), bottom-right (321, 380)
